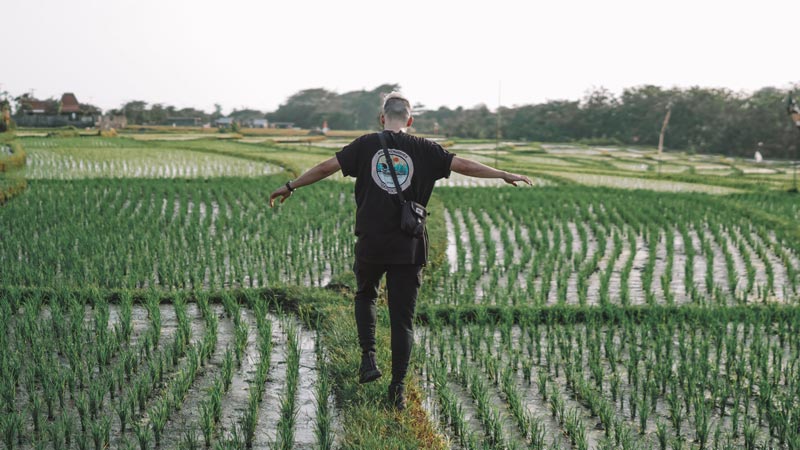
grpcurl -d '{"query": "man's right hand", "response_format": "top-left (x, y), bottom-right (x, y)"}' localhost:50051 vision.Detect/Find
top-left (269, 186), bottom-right (292, 207)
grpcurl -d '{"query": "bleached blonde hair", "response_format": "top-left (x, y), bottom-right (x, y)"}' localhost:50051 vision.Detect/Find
top-left (382, 91), bottom-right (412, 121)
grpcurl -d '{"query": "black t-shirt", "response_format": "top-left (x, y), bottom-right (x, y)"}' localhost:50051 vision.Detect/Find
top-left (336, 130), bottom-right (455, 265)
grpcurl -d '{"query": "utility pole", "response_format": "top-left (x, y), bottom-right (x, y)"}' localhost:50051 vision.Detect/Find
top-left (657, 102), bottom-right (672, 177)
top-left (788, 93), bottom-right (800, 193)
top-left (658, 102), bottom-right (672, 156)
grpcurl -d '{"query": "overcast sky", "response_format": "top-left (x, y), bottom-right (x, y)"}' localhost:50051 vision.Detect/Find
top-left (4, 0), bottom-right (799, 114)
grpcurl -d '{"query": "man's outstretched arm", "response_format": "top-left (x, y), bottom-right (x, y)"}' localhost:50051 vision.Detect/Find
top-left (269, 156), bottom-right (341, 207)
top-left (450, 156), bottom-right (532, 186)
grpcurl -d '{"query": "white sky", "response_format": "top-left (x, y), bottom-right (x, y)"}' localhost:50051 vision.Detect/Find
top-left (4, 0), bottom-right (800, 114)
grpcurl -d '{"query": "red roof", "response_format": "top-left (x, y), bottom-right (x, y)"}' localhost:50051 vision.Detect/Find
top-left (26, 100), bottom-right (49, 111)
top-left (60, 93), bottom-right (80, 113)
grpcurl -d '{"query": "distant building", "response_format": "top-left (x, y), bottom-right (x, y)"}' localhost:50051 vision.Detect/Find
top-left (16, 92), bottom-right (101, 127)
top-left (251, 119), bottom-right (268, 128)
top-left (60, 93), bottom-right (81, 118)
top-left (97, 114), bottom-right (128, 130)
top-left (214, 117), bottom-right (235, 127)
top-left (164, 117), bottom-right (203, 127)
top-left (270, 121), bottom-right (295, 129)
top-left (24, 99), bottom-right (50, 114)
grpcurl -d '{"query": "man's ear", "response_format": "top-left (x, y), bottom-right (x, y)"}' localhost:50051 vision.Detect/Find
top-left (406, 116), bottom-right (414, 127)
top-left (380, 114), bottom-right (385, 125)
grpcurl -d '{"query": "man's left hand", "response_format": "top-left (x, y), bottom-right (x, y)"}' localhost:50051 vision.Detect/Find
top-left (502, 172), bottom-right (533, 186)
top-left (269, 186), bottom-right (292, 207)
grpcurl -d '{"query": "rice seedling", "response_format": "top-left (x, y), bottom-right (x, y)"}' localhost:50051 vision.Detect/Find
top-left (150, 399), bottom-right (169, 447)
top-left (221, 350), bottom-right (234, 392)
top-left (233, 321), bottom-right (248, 367)
top-left (313, 335), bottom-right (333, 450)
top-left (183, 426), bottom-right (200, 450)
top-left (59, 412), bottom-right (75, 448)
top-left (31, 394), bottom-right (42, 437)
top-left (743, 420), bottom-right (757, 450)
top-left (75, 431), bottom-right (90, 450)
top-left (116, 395), bottom-right (131, 433)
top-left (89, 417), bottom-right (110, 450)
top-left (276, 322), bottom-right (300, 450)
top-left (200, 400), bottom-right (215, 447)
top-left (47, 421), bottom-right (65, 450)
top-left (134, 421), bottom-right (151, 450)
top-left (1, 411), bottom-right (21, 449)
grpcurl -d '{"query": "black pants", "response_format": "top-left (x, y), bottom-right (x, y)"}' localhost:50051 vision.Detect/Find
top-left (353, 259), bottom-right (423, 386)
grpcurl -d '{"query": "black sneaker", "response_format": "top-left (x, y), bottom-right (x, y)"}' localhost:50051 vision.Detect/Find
top-left (388, 383), bottom-right (406, 411)
top-left (358, 351), bottom-right (382, 384)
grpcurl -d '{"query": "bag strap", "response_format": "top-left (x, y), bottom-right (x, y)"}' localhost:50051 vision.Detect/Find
top-left (377, 131), bottom-right (406, 204)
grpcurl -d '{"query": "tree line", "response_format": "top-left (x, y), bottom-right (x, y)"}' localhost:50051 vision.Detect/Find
top-left (22, 82), bottom-right (797, 159)
top-left (266, 83), bottom-right (800, 159)
top-left (416, 85), bottom-right (799, 160)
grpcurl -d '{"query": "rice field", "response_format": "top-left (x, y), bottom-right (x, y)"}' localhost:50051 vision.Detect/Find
top-left (1, 134), bottom-right (799, 449)
top-left (21, 138), bottom-right (281, 179)
top-left (538, 172), bottom-right (743, 194)
top-left (0, 290), bottom-right (335, 450)
top-left (425, 188), bottom-right (799, 308)
top-left (0, 178), bottom-right (352, 290)
top-left (416, 307), bottom-right (800, 450)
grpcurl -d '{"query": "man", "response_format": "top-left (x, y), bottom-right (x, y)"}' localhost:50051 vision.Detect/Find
top-left (269, 92), bottom-right (531, 410)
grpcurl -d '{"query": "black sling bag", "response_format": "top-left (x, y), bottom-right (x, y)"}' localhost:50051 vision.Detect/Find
top-left (377, 131), bottom-right (427, 239)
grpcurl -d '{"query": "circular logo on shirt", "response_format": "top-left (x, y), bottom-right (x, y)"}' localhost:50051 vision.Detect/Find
top-left (371, 149), bottom-right (414, 194)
